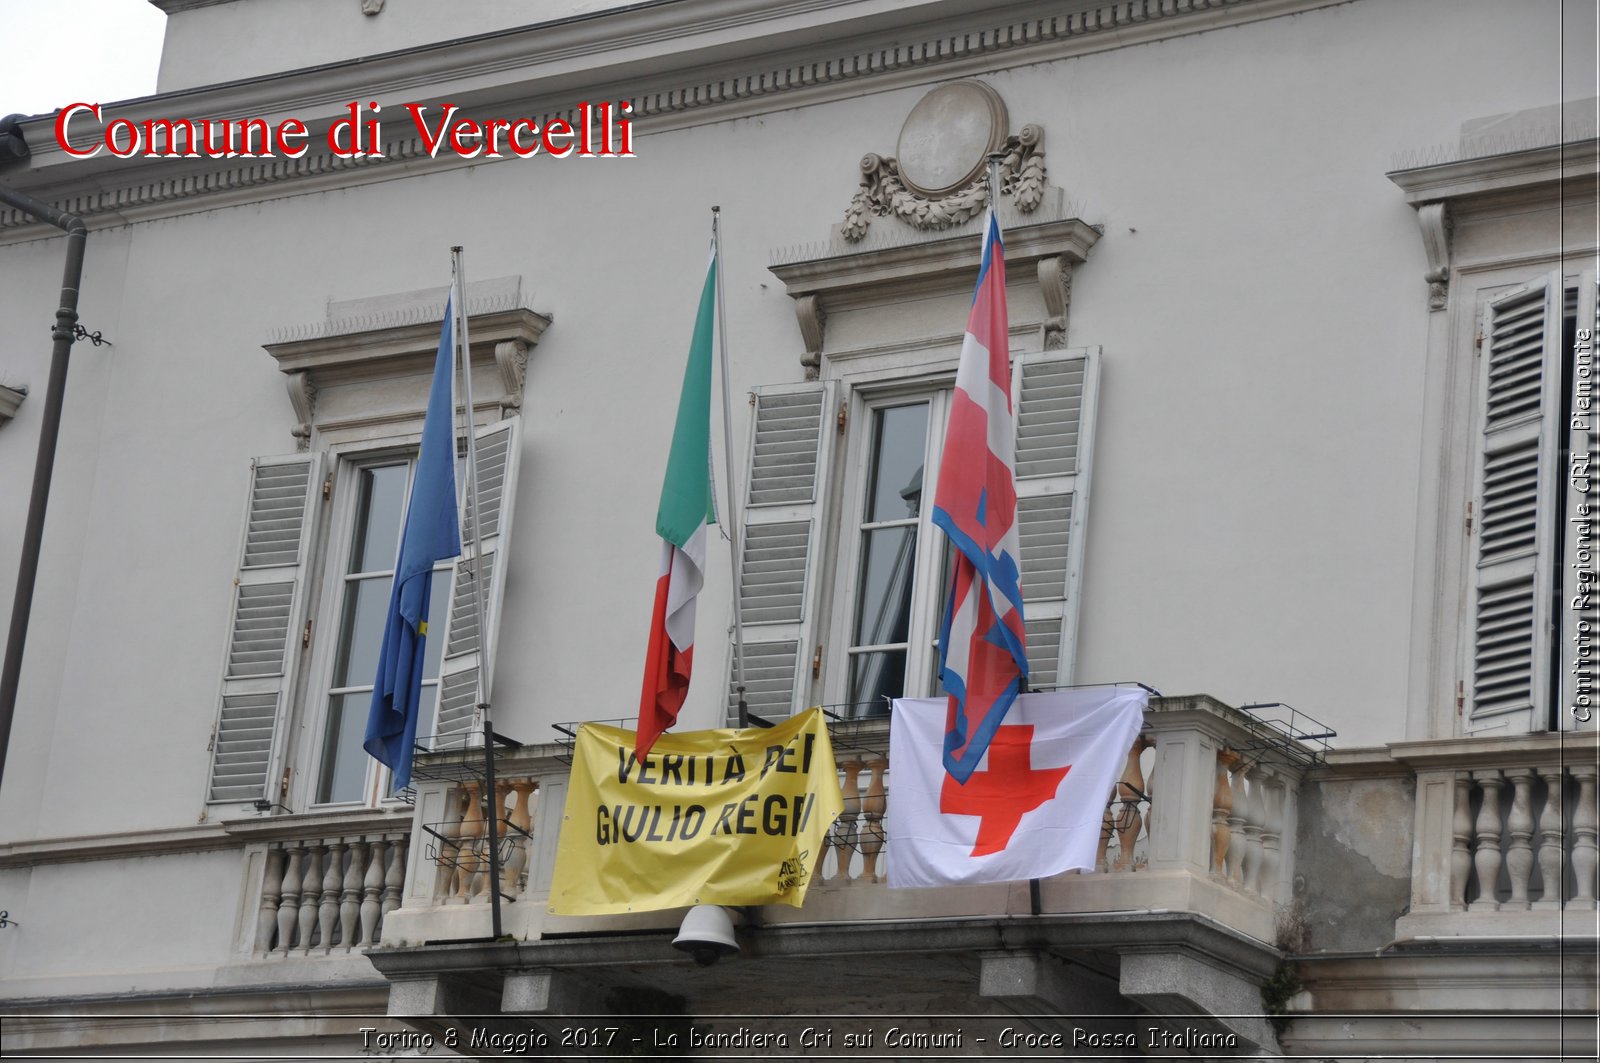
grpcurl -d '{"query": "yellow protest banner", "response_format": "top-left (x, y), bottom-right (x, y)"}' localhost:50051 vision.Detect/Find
top-left (548, 709), bottom-right (842, 915)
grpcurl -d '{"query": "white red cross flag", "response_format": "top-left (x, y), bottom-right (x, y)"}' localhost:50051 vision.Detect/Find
top-left (886, 687), bottom-right (1148, 887)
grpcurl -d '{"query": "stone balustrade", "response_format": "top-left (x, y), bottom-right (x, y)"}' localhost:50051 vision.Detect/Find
top-left (1396, 731), bottom-right (1599, 939)
top-left (253, 831), bottom-right (410, 956)
top-left (816, 696), bottom-right (1307, 937)
top-left (420, 775), bottom-right (539, 906)
top-left (379, 696), bottom-right (1312, 946)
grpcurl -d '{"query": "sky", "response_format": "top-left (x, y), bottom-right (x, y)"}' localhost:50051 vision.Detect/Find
top-left (3, 0), bottom-right (167, 119)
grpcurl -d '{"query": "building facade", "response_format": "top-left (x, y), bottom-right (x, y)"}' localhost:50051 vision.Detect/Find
top-left (0, 0), bottom-right (1595, 1057)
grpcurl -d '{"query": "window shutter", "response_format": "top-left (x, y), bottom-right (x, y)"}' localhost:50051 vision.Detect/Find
top-left (1467, 273), bottom-right (1563, 734)
top-left (729, 382), bottom-right (838, 723)
top-left (205, 453), bottom-right (324, 804)
top-left (435, 417), bottom-right (522, 742)
top-left (1562, 271), bottom-right (1598, 731)
top-left (1011, 348), bottom-right (1101, 690)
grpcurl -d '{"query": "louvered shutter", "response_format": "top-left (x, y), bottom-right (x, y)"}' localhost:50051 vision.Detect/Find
top-left (205, 453), bottom-right (324, 804)
top-left (1011, 349), bottom-right (1101, 689)
top-left (1466, 273), bottom-right (1563, 734)
top-left (1562, 271), bottom-right (1598, 731)
top-left (729, 382), bottom-right (837, 723)
top-left (435, 417), bottom-right (522, 742)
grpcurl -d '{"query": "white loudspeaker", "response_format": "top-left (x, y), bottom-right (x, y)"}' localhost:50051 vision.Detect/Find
top-left (672, 905), bottom-right (740, 966)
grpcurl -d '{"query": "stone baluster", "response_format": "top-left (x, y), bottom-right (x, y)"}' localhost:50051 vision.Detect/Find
top-left (493, 779), bottom-right (516, 898)
top-left (433, 786), bottom-right (467, 903)
top-left (255, 847), bottom-right (285, 954)
top-left (1449, 772), bottom-right (1473, 910)
top-left (1143, 750), bottom-right (1155, 844)
top-left (1572, 765), bottom-right (1598, 908)
top-left (502, 780), bottom-right (537, 897)
top-left (1534, 766), bottom-right (1566, 909)
top-left (455, 781), bottom-right (484, 903)
top-left (1501, 768), bottom-right (1536, 909)
top-left (1241, 768), bottom-right (1267, 890)
top-left (383, 835), bottom-right (407, 922)
top-left (859, 758), bottom-right (888, 884)
top-left (275, 844), bottom-right (304, 955)
top-left (298, 843), bottom-right (324, 953)
top-left (1211, 749), bottom-right (1238, 878)
top-left (1110, 734), bottom-right (1149, 873)
top-left (826, 809), bottom-right (852, 885)
top-left (1096, 806), bottom-right (1115, 873)
top-left (837, 756), bottom-right (863, 885)
top-left (1225, 759), bottom-right (1248, 889)
top-left (319, 840), bottom-right (344, 951)
top-left (340, 840), bottom-right (365, 950)
top-left (360, 838), bottom-right (386, 946)
top-left (1468, 771), bottom-right (1505, 911)
top-left (1257, 773), bottom-right (1282, 900)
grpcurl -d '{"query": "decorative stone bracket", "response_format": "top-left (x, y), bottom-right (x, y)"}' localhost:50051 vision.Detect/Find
top-left (1417, 202), bottom-right (1451, 312)
top-left (0, 383), bottom-right (25, 427)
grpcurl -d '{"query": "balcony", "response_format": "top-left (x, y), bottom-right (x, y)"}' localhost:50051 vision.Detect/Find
top-left (1393, 730), bottom-right (1598, 940)
top-left (362, 695), bottom-right (1322, 1051)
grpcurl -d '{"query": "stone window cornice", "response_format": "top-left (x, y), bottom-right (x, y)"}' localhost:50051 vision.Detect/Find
top-left (263, 278), bottom-right (550, 447)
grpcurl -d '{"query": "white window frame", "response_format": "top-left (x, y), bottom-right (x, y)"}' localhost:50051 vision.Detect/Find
top-left (296, 441), bottom-right (450, 810)
top-left (826, 377), bottom-right (957, 716)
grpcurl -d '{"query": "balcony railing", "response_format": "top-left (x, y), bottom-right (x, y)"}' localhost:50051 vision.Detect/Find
top-left (381, 694), bottom-right (1319, 948)
top-left (1395, 731), bottom-right (1598, 939)
top-left (251, 831), bottom-right (410, 955)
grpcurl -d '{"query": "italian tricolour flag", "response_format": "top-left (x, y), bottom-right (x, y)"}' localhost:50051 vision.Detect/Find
top-left (636, 250), bottom-right (718, 760)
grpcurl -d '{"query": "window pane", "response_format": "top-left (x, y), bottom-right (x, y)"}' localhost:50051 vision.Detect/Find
top-left (929, 541), bottom-right (956, 693)
top-left (854, 526), bottom-right (917, 647)
top-left (333, 575), bottom-right (392, 688)
top-left (422, 566), bottom-right (452, 679)
top-left (865, 403), bottom-right (929, 522)
top-left (415, 682), bottom-right (441, 752)
top-left (317, 693), bottom-right (369, 804)
top-left (350, 463), bottom-right (409, 573)
top-left (849, 650), bottom-right (906, 717)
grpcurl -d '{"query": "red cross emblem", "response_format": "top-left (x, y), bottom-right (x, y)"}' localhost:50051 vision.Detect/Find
top-left (939, 724), bottom-right (1071, 856)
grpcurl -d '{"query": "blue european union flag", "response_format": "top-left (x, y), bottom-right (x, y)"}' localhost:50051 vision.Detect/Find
top-left (364, 300), bottom-right (462, 792)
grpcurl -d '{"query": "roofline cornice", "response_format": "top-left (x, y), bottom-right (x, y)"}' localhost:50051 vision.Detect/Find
top-left (1, 0), bottom-right (1348, 239)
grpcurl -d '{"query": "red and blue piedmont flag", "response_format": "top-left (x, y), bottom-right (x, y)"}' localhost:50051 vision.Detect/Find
top-left (887, 688), bottom-right (1148, 886)
top-left (932, 208), bottom-right (1027, 784)
top-left (636, 249), bottom-right (718, 761)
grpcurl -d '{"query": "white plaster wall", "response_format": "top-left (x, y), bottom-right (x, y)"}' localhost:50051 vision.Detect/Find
top-left (0, 0), bottom-right (1581, 853)
top-left (0, 226), bottom-right (137, 844)
top-left (156, 0), bottom-right (638, 92)
top-left (0, 850), bottom-right (244, 996)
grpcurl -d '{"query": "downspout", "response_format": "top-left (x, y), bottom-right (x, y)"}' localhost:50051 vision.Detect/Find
top-left (0, 182), bottom-right (88, 793)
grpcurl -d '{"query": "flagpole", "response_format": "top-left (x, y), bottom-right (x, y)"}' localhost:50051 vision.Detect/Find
top-left (451, 249), bottom-right (493, 716)
top-left (981, 155), bottom-right (1043, 916)
top-left (711, 207), bottom-right (751, 728)
top-left (450, 246), bottom-right (504, 940)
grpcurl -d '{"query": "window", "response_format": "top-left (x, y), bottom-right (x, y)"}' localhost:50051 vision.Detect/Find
top-left (843, 392), bottom-right (948, 714)
top-left (730, 349), bottom-right (1100, 723)
top-left (314, 459), bottom-right (451, 805)
top-left (202, 418), bottom-right (521, 808)
top-left (1388, 117), bottom-right (1599, 739)
top-left (199, 282), bottom-right (545, 809)
top-left (1464, 270), bottom-right (1597, 734)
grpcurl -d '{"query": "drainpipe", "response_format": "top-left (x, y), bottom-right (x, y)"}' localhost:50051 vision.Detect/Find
top-left (0, 183), bottom-right (88, 793)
